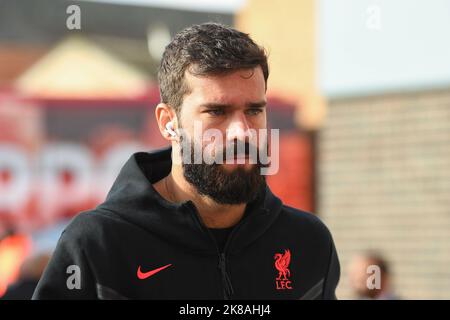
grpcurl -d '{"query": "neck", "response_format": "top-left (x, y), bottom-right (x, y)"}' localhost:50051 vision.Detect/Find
top-left (153, 165), bottom-right (246, 229)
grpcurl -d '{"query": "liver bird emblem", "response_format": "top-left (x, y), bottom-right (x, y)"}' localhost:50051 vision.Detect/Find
top-left (274, 249), bottom-right (291, 280)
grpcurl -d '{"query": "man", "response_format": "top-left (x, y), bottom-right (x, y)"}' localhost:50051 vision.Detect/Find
top-left (349, 251), bottom-right (400, 300)
top-left (33, 23), bottom-right (340, 300)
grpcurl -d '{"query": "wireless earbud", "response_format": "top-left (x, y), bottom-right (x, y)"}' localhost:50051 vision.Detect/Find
top-left (165, 121), bottom-right (177, 137)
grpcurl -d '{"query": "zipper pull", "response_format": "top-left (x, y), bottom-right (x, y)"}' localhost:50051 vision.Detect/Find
top-left (218, 253), bottom-right (234, 299)
top-left (218, 253), bottom-right (225, 270)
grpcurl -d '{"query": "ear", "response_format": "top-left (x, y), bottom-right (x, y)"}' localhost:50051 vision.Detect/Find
top-left (155, 103), bottom-right (178, 142)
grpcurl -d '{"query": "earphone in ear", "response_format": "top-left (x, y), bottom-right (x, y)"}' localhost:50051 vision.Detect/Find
top-left (165, 121), bottom-right (177, 137)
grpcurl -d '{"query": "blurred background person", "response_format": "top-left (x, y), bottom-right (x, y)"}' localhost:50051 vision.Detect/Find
top-left (348, 251), bottom-right (400, 300)
top-left (0, 222), bottom-right (66, 299)
top-left (1, 252), bottom-right (51, 300)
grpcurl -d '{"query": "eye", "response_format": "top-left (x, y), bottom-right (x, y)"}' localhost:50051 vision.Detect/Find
top-left (245, 108), bottom-right (263, 116)
top-left (206, 109), bottom-right (225, 116)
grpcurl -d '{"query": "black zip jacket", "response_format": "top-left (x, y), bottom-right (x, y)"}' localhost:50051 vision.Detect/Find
top-left (32, 147), bottom-right (340, 300)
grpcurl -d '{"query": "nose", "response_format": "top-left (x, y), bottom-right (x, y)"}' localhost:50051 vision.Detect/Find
top-left (226, 113), bottom-right (253, 142)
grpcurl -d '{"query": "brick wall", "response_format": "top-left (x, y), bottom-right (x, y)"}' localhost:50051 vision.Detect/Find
top-left (318, 88), bottom-right (450, 299)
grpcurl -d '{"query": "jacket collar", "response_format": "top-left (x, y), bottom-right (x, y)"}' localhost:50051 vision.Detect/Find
top-left (98, 147), bottom-right (283, 255)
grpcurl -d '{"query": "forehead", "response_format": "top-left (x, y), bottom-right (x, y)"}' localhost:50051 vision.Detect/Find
top-left (182, 67), bottom-right (266, 107)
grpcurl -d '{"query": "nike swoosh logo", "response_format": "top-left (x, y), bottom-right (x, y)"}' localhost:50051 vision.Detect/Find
top-left (137, 264), bottom-right (172, 280)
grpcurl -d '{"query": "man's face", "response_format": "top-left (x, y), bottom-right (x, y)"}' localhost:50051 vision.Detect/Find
top-left (348, 256), bottom-right (383, 299)
top-left (177, 66), bottom-right (267, 204)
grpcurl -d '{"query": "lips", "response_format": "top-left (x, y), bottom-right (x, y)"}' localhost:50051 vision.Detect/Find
top-left (227, 153), bottom-right (256, 164)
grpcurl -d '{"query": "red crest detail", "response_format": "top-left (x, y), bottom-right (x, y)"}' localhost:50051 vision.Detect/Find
top-left (274, 249), bottom-right (293, 290)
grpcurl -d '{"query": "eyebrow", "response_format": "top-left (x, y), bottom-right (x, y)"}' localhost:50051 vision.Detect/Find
top-left (199, 100), bottom-right (267, 109)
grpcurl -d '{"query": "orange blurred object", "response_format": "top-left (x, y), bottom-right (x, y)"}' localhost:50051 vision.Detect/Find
top-left (0, 234), bottom-right (32, 298)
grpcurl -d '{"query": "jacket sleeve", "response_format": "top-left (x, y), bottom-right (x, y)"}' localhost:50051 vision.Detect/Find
top-left (322, 236), bottom-right (341, 300)
top-left (32, 226), bottom-right (97, 300)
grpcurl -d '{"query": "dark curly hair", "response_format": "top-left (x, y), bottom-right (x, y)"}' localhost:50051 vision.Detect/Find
top-left (158, 22), bottom-right (269, 115)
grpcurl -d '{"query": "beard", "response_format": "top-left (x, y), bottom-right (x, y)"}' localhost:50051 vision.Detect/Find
top-left (180, 135), bottom-right (266, 205)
